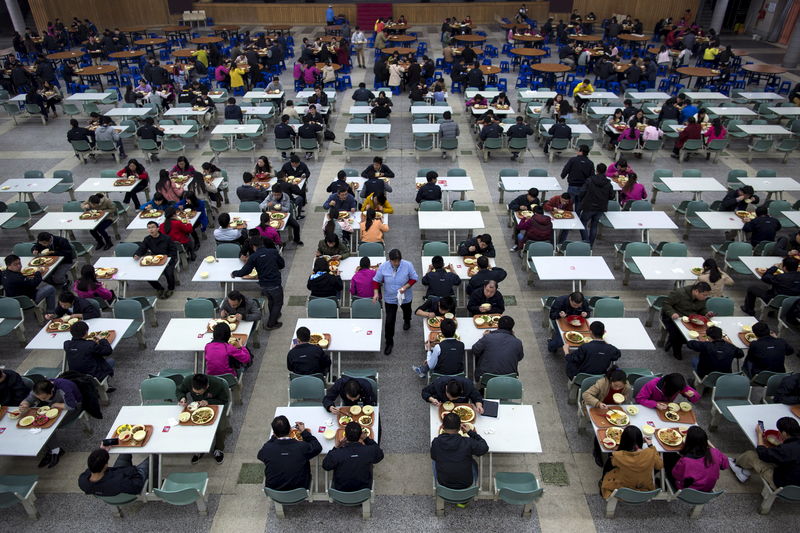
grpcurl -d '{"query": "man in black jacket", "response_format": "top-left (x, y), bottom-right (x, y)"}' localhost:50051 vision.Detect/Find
top-left (236, 172), bottom-right (269, 203)
top-left (458, 234), bottom-right (496, 257)
top-left (720, 185), bottom-right (758, 212)
top-left (3, 254), bottom-right (56, 313)
top-left (297, 115), bottom-right (323, 161)
top-left (32, 232), bottom-right (74, 287)
top-left (274, 114), bottom-right (297, 159)
top-left (508, 188), bottom-right (540, 212)
top-left (560, 144), bottom-right (594, 212)
top-left (149, 60), bottom-right (170, 86)
top-left (134, 221), bottom-right (178, 298)
top-left (46, 292), bottom-right (101, 321)
top-left (360, 156), bottom-right (395, 180)
top-left (466, 256), bottom-right (507, 293)
top-left (548, 291), bottom-right (591, 353)
top-left (136, 117), bottom-right (164, 147)
top-left (731, 417), bottom-right (800, 488)
top-left (415, 294), bottom-right (456, 319)
top-left (67, 118), bottom-right (95, 148)
top-left (545, 118), bottom-right (572, 154)
top-left (360, 170), bottom-right (393, 200)
top-left (507, 116), bottom-right (533, 160)
top-left (478, 120), bottom-right (502, 149)
top-left (742, 256), bottom-right (800, 316)
top-left (64, 320), bottom-right (114, 382)
top-left (743, 205), bottom-right (781, 246)
top-left (579, 163), bottom-right (614, 246)
top-left (323, 376), bottom-right (377, 413)
top-left (686, 326), bottom-right (744, 379)
top-left (322, 421), bottom-right (384, 491)
top-left (224, 97), bottom-right (243, 122)
top-left (467, 280), bottom-right (505, 316)
top-left (421, 258), bottom-right (461, 299)
top-left (466, 62), bottom-right (484, 90)
top-left (177, 373), bottom-right (230, 463)
top-left (416, 171), bottom-right (443, 203)
top-left (775, 374), bottom-right (800, 405)
top-left (431, 412), bottom-right (489, 489)
top-left (257, 416), bottom-right (322, 490)
top-left (565, 321), bottom-right (621, 379)
top-left (280, 154), bottom-right (311, 181)
top-left (422, 376), bottom-right (484, 410)
top-left (0, 368), bottom-right (30, 406)
top-left (79, 447), bottom-right (149, 497)
top-left (287, 327), bottom-right (331, 376)
top-left (307, 85), bottom-right (329, 107)
top-left (743, 321), bottom-right (795, 376)
top-left (472, 315), bottom-right (524, 379)
top-left (352, 82), bottom-right (374, 103)
top-left (232, 238), bottom-right (285, 329)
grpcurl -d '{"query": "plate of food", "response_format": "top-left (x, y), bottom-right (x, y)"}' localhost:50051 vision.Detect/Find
top-left (566, 315), bottom-right (585, 327)
top-left (28, 256), bottom-right (56, 267)
top-left (46, 317), bottom-right (79, 332)
top-left (656, 427), bottom-right (684, 447)
top-left (463, 257), bottom-right (477, 265)
top-left (139, 209), bottom-right (163, 219)
top-left (190, 406), bottom-right (216, 425)
top-left (85, 330), bottom-right (115, 343)
top-left (518, 210), bottom-right (533, 218)
top-left (427, 316), bottom-right (444, 329)
top-left (605, 409), bottom-right (630, 427)
top-left (21, 266), bottom-right (43, 277)
top-left (79, 210), bottom-right (104, 220)
top-left (679, 402), bottom-right (693, 412)
top-left (626, 405), bottom-right (639, 415)
top-left (94, 267), bottom-right (118, 279)
top-left (358, 415), bottom-right (373, 425)
top-left (114, 178), bottom-right (137, 187)
top-left (473, 314), bottom-right (501, 328)
top-left (269, 212), bottom-right (287, 220)
top-left (688, 314), bottom-right (708, 326)
top-left (564, 331), bottom-right (585, 344)
top-left (764, 429), bottom-right (783, 447)
top-left (452, 405), bottom-right (475, 423)
top-left (308, 333), bottom-right (330, 348)
top-left (139, 254), bottom-right (167, 266)
top-left (338, 414), bottom-right (353, 426)
top-left (207, 317), bottom-right (238, 332)
top-left (691, 267), bottom-right (703, 275)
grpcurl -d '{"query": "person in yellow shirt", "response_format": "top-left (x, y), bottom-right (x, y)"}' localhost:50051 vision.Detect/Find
top-left (362, 192), bottom-right (394, 214)
top-left (229, 64), bottom-right (247, 91)
top-left (703, 45), bottom-right (719, 63)
top-left (572, 78), bottom-right (594, 113)
top-left (191, 48), bottom-right (209, 69)
top-left (359, 208), bottom-right (389, 243)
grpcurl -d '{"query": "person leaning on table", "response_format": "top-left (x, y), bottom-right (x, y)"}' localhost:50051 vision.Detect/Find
top-left (740, 255), bottom-right (800, 317)
top-left (565, 321), bottom-right (621, 380)
top-left (178, 373), bottom-right (230, 465)
top-left (258, 415), bottom-right (322, 491)
top-left (466, 279), bottom-right (505, 316)
top-left (600, 426), bottom-right (663, 498)
top-left (730, 417), bottom-right (800, 488)
top-left (635, 373), bottom-right (699, 411)
top-left (422, 376), bottom-right (484, 413)
top-left (661, 282), bottom-right (712, 360)
top-left (79, 446), bottom-right (149, 497)
top-left (287, 327), bottom-right (332, 377)
top-left (431, 412), bottom-right (489, 490)
top-left (323, 421), bottom-right (384, 492)
top-left (323, 376), bottom-right (377, 414)
top-left (742, 321), bottom-right (795, 377)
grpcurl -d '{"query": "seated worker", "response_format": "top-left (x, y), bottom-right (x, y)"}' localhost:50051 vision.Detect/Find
top-left (507, 187), bottom-right (540, 212)
top-left (774, 373), bottom-right (800, 405)
top-left (360, 156), bottom-right (395, 179)
top-left (45, 291), bottom-right (101, 321)
top-left (178, 373), bottom-right (230, 464)
top-left (600, 426), bottom-right (663, 498)
top-left (466, 280), bottom-right (505, 316)
top-left (307, 257), bottom-right (343, 300)
top-left (514, 205), bottom-right (553, 250)
top-left (458, 233), bottom-right (496, 257)
top-left (322, 421), bottom-right (384, 491)
top-left (32, 231), bottom-right (74, 287)
top-left (287, 326), bottom-right (332, 376)
top-left (431, 412), bottom-right (489, 489)
top-left (20, 379), bottom-right (82, 467)
top-left (323, 376), bottom-right (377, 414)
top-left (635, 373), bottom-right (700, 411)
top-left (421, 256), bottom-right (461, 299)
top-left (720, 185), bottom-right (759, 212)
top-left (582, 367), bottom-right (631, 409)
top-left (63, 320), bottom-right (114, 384)
top-left (412, 318), bottom-right (465, 378)
top-left (415, 295), bottom-right (456, 319)
top-left (416, 171), bottom-right (442, 203)
top-left (220, 290), bottom-right (262, 322)
top-left (214, 213), bottom-right (247, 244)
top-left (662, 282), bottom-right (712, 360)
top-left (204, 322), bottom-right (252, 377)
top-left (323, 185), bottom-right (357, 212)
top-left (741, 256), bottom-right (800, 316)
top-left (316, 232), bottom-right (350, 260)
top-left (730, 417), bottom-right (800, 488)
top-left (472, 315), bottom-right (524, 381)
top-left (359, 208), bottom-right (389, 243)
top-left (466, 256), bottom-right (507, 294)
top-left (350, 256), bottom-right (378, 300)
top-left (3, 254), bottom-right (56, 314)
top-left (547, 291), bottom-right (590, 354)
top-left (686, 325), bottom-right (744, 379)
top-left (257, 415), bottom-right (322, 490)
top-left (565, 321), bottom-right (621, 380)
top-left (0, 368), bottom-right (30, 406)
top-left (422, 376), bottom-right (484, 413)
top-left (742, 205), bottom-right (781, 246)
top-left (670, 426), bottom-right (729, 492)
top-left (79, 447), bottom-right (149, 496)
top-left (743, 321), bottom-right (795, 377)
top-left (134, 221), bottom-right (178, 299)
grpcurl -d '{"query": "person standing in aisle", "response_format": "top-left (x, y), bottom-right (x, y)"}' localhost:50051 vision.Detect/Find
top-left (372, 249), bottom-right (419, 355)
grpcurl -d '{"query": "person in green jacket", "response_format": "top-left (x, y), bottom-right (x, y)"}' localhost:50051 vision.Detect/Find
top-left (178, 374), bottom-right (230, 465)
top-left (661, 282), bottom-right (712, 360)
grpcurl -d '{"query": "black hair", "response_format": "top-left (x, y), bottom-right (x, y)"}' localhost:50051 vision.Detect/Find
top-left (364, 208), bottom-right (377, 232)
top-left (431, 255), bottom-right (444, 269)
top-left (314, 257), bottom-right (329, 273)
top-left (706, 325), bottom-right (723, 340)
top-left (693, 282), bottom-right (712, 293)
top-left (659, 373), bottom-right (687, 398)
top-left (681, 426), bottom-right (713, 466)
top-left (87, 448), bottom-right (110, 473)
top-left (218, 212), bottom-right (231, 228)
top-left (212, 321), bottom-right (232, 342)
top-left (192, 373), bottom-right (209, 390)
top-left (606, 367), bottom-right (627, 383)
top-left (445, 379), bottom-right (464, 398)
top-left (777, 417), bottom-right (800, 437)
top-left (426, 170), bottom-right (438, 182)
top-left (498, 315), bottom-right (514, 331)
top-left (753, 321), bottom-right (770, 338)
top-left (343, 379), bottom-right (361, 399)
top-left (702, 258), bottom-right (721, 284)
top-left (345, 421), bottom-right (362, 442)
top-left (71, 320), bottom-right (89, 339)
top-left (785, 256), bottom-right (800, 272)
top-left (296, 326), bottom-right (311, 342)
top-left (590, 321), bottom-right (605, 337)
top-left (442, 412), bottom-right (461, 430)
top-left (77, 263), bottom-right (99, 292)
top-left (359, 256), bottom-right (371, 269)
top-left (33, 380), bottom-right (54, 396)
top-left (59, 291), bottom-right (76, 304)
top-left (618, 425), bottom-right (644, 452)
top-left (440, 318), bottom-right (457, 338)
top-left (271, 415), bottom-right (290, 437)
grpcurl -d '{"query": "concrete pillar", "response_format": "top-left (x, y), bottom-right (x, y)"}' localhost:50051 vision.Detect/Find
top-left (5, 0), bottom-right (25, 33)
top-left (783, 17), bottom-right (800, 67)
top-left (709, 0), bottom-right (729, 34)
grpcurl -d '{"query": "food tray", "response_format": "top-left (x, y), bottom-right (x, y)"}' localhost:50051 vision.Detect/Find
top-left (178, 404), bottom-right (220, 426)
top-left (588, 407), bottom-right (627, 429)
top-left (46, 319), bottom-right (74, 333)
top-left (177, 209), bottom-right (197, 220)
top-left (79, 210), bottom-right (105, 220)
top-left (558, 316), bottom-right (590, 333)
top-left (16, 407), bottom-right (61, 429)
top-left (28, 256), bottom-right (57, 267)
top-left (734, 210), bottom-right (756, 221)
top-left (228, 333), bottom-right (248, 347)
top-left (269, 212), bottom-right (287, 220)
top-left (655, 427), bottom-right (685, 451)
top-left (139, 209), bottom-right (163, 219)
top-left (94, 267), bottom-right (118, 279)
top-left (229, 218), bottom-right (247, 229)
top-left (308, 333), bottom-right (331, 348)
top-left (656, 407), bottom-right (697, 425)
top-left (551, 210), bottom-right (574, 219)
top-left (679, 314), bottom-right (708, 333)
top-left (437, 422), bottom-right (476, 437)
top-left (597, 428), bottom-right (622, 451)
top-left (336, 406), bottom-right (376, 427)
top-left (21, 266), bottom-right (47, 277)
top-left (738, 332), bottom-right (757, 346)
top-left (114, 425), bottom-right (154, 447)
top-left (473, 314), bottom-right (501, 329)
top-left (563, 330), bottom-right (589, 347)
top-left (140, 255), bottom-right (168, 266)
top-left (171, 175), bottom-right (191, 184)
top-left (791, 405), bottom-right (800, 419)
top-left (427, 316), bottom-right (456, 330)
top-left (85, 330), bottom-right (116, 345)
top-left (114, 178), bottom-right (137, 187)
top-left (335, 426), bottom-right (374, 444)
top-left (437, 402), bottom-right (476, 423)
top-left (207, 318), bottom-right (239, 333)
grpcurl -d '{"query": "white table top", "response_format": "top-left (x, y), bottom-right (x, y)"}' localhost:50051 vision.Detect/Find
top-left (104, 107), bottom-right (149, 117)
top-left (0, 212), bottom-right (14, 226)
top-left (0, 178), bottom-right (62, 194)
top-left (736, 92), bottom-right (784, 100)
top-left (349, 105), bottom-right (374, 115)
top-left (585, 317), bottom-right (655, 350)
top-left (739, 256), bottom-right (783, 279)
top-left (511, 211), bottom-right (583, 230)
top-left (25, 318), bottom-right (133, 350)
top-left (240, 107), bottom-right (277, 116)
top-left (626, 91), bottom-right (671, 100)
top-left (588, 106), bottom-right (622, 115)
top-left (519, 90), bottom-right (557, 100)
top-left (540, 123), bottom-right (593, 135)
top-left (65, 93), bottom-right (112, 102)
top-left (347, 212), bottom-right (389, 226)
top-left (412, 123), bottom-right (442, 135)
top-left (660, 177), bottom-right (726, 193)
top-left (296, 89), bottom-right (336, 100)
top-left (683, 92), bottom-right (729, 100)
top-left (738, 177), bottom-right (800, 191)
top-left (671, 315), bottom-right (757, 346)
top-left (163, 107), bottom-right (210, 116)
top-left (428, 404), bottom-right (542, 453)
top-left (191, 257), bottom-right (256, 283)
top-left (94, 256), bottom-right (171, 282)
top-left (243, 90), bottom-right (284, 99)
top-left (578, 91), bottom-right (619, 100)
top-left (421, 255), bottom-right (496, 281)
top-left (293, 106), bottom-right (330, 115)
top-left (293, 318), bottom-right (383, 353)
top-left (418, 211), bottom-right (484, 231)
top-left (769, 107), bottom-right (800, 116)
top-left (333, 256), bottom-right (384, 281)
top-left (706, 106), bottom-right (758, 117)
top-left (423, 313), bottom-right (492, 349)
top-left (499, 176), bottom-right (562, 193)
top-left (602, 211), bottom-right (678, 230)
top-left (75, 178), bottom-right (137, 193)
top-left (211, 124), bottom-right (261, 134)
top-left (696, 211), bottom-right (745, 230)
top-left (728, 404), bottom-right (796, 447)
top-left (414, 176), bottom-right (474, 191)
top-left (274, 406), bottom-right (379, 455)
top-left (0, 405), bottom-right (66, 456)
top-left (155, 318), bottom-right (254, 352)
top-left (411, 106), bottom-right (453, 114)
top-left (126, 211), bottom-right (200, 230)
top-left (531, 256), bottom-right (614, 281)
top-left (632, 257), bottom-right (704, 280)
top-left (31, 211), bottom-right (108, 231)
top-left (738, 125), bottom-right (794, 135)
top-left (159, 124), bottom-right (193, 135)
top-left (465, 89), bottom-right (501, 99)
top-left (469, 106), bottom-right (515, 116)
top-left (18, 256), bottom-right (63, 281)
top-left (587, 404), bottom-right (697, 453)
top-left (345, 123), bottom-right (391, 134)
top-left (222, 212), bottom-right (262, 228)
top-left (105, 405), bottom-right (221, 455)
top-left (781, 211), bottom-right (800, 226)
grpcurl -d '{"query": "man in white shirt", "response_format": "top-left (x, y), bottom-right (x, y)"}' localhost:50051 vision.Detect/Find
top-left (352, 27), bottom-right (367, 68)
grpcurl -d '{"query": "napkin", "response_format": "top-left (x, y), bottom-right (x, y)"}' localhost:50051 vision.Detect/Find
top-left (397, 289), bottom-right (404, 304)
top-left (352, 327), bottom-right (362, 333)
top-left (167, 418), bottom-right (179, 426)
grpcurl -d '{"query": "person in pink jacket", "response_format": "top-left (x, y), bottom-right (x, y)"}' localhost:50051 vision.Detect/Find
top-left (72, 264), bottom-right (115, 303)
top-left (636, 374), bottom-right (699, 410)
top-left (256, 212), bottom-right (282, 246)
top-left (350, 256), bottom-right (378, 299)
top-left (618, 173), bottom-right (648, 206)
top-left (669, 426), bottom-right (729, 491)
top-left (605, 158), bottom-right (634, 178)
top-left (303, 63), bottom-right (320, 86)
top-left (204, 322), bottom-right (252, 377)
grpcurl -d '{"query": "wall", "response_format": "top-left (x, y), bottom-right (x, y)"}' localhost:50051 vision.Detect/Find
top-left (552, 0), bottom-right (700, 32)
top-left (28, 0), bottom-right (172, 33)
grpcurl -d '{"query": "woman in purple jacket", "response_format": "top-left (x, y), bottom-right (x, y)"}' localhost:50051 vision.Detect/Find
top-left (635, 373), bottom-right (699, 410)
top-left (668, 426), bottom-right (729, 491)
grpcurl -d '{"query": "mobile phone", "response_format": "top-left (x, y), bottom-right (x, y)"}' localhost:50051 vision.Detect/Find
top-left (758, 420), bottom-right (765, 432)
top-left (102, 438), bottom-right (119, 446)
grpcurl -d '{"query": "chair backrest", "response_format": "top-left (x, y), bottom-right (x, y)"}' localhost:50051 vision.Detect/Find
top-left (216, 243), bottom-right (240, 258)
top-left (632, 376), bottom-right (654, 400)
top-left (682, 169), bottom-right (702, 177)
top-left (419, 201), bottom-right (443, 211)
top-left (53, 170), bottom-right (74, 183)
top-left (115, 242), bottom-right (139, 257)
top-left (447, 168), bottom-right (467, 177)
top-left (725, 242), bottom-right (753, 261)
top-left (653, 169), bottom-right (672, 181)
top-left (528, 168), bottom-right (548, 177)
top-left (351, 298), bottom-right (382, 319)
top-left (184, 298), bottom-right (215, 318)
top-left (593, 298), bottom-right (625, 318)
top-left (452, 200), bottom-right (475, 211)
top-left (0, 297), bottom-right (23, 321)
top-left (767, 200), bottom-right (792, 218)
top-left (564, 242), bottom-right (591, 256)
top-left (62, 201), bottom-right (83, 212)
top-left (113, 298), bottom-right (145, 321)
top-left (422, 241), bottom-right (449, 256)
top-left (6, 202), bottom-right (30, 217)
top-left (712, 374), bottom-right (750, 400)
top-left (629, 200), bottom-right (652, 212)
top-left (307, 298), bottom-right (338, 318)
top-left (153, 486), bottom-right (202, 506)
top-left (140, 377), bottom-right (177, 405)
top-left (11, 242), bottom-right (34, 257)
top-left (623, 242), bottom-right (651, 261)
top-left (289, 375), bottom-right (325, 405)
top-left (358, 242), bottom-right (384, 257)
top-left (484, 376), bottom-right (523, 403)
top-left (764, 373), bottom-right (790, 403)
top-left (238, 201), bottom-right (261, 212)
top-left (705, 297), bottom-right (734, 317)
top-left (264, 487), bottom-right (309, 505)
top-left (685, 201), bottom-right (709, 217)
top-left (328, 487), bottom-right (371, 506)
top-left (612, 487), bottom-right (661, 503)
top-left (435, 483), bottom-right (479, 504)
top-left (756, 169), bottom-right (777, 177)
top-left (660, 243), bottom-right (687, 257)
top-left (526, 241), bottom-right (554, 257)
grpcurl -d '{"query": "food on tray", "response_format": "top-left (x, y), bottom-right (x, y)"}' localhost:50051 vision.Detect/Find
top-left (657, 427), bottom-right (683, 447)
top-left (349, 405), bottom-right (362, 416)
top-left (130, 425), bottom-right (144, 434)
top-left (605, 410), bottom-right (629, 426)
top-left (178, 412), bottom-right (191, 423)
top-left (568, 317), bottom-right (583, 327)
top-left (191, 407), bottom-right (215, 425)
top-left (565, 331), bottom-right (585, 344)
top-left (95, 267), bottom-right (117, 278)
top-left (427, 316), bottom-right (443, 328)
top-left (116, 424), bottom-right (132, 435)
top-left (358, 415), bottom-right (373, 425)
top-left (691, 267), bottom-right (703, 275)
top-left (133, 430), bottom-right (147, 442)
top-left (453, 405), bottom-right (475, 422)
top-left (518, 210), bottom-right (533, 218)
top-left (362, 427), bottom-right (371, 438)
top-left (612, 393), bottom-right (625, 404)
top-left (689, 316), bottom-right (706, 326)
top-left (642, 424), bottom-right (655, 435)
top-left (269, 212), bottom-right (286, 220)
top-left (679, 402), bottom-right (693, 412)
top-left (605, 426), bottom-right (623, 443)
top-left (602, 437), bottom-right (617, 449)
top-left (667, 403), bottom-right (680, 412)
top-left (21, 267), bottom-right (39, 276)
top-left (29, 257), bottom-right (52, 266)
top-left (119, 431), bottom-right (133, 442)
top-left (463, 258), bottom-right (476, 265)
top-left (37, 406), bottom-right (50, 415)
top-left (324, 428), bottom-right (337, 439)
top-left (339, 415), bottom-right (353, 425)
top-left (688, 331), bottom-right (700, 338)
top-left (664, 410), bottom-right (681, 422)
top-left (442, 401), bottom-right (455, 411)
top-left (140, 209), bottom-right (163, 218)
top-left (626, 406), bottom-right (639, 415)
top-left (19, 415), bottom-right (36, 427)
top-left (205, 256), bottom-right (216, 263)
top-left (187, 402), bottom-right (200, 412)
top-left (45, 408), bottom-right (58, 419)
top-left (362, 405), bottom-right (374, 415)
top-left (8, 411), bottom-right (21, 420)
top-left (741, 325), bottom-right (752, 332)
top-left (208, 318), bottom-right (237, 332)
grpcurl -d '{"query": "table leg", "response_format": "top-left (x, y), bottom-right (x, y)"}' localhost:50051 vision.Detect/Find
top-left (337, 351), bottom-right (341, 379)
top-left (343, 281), bottom-right (351, 308)
top-left (194, 351), bottom-right (200, 373)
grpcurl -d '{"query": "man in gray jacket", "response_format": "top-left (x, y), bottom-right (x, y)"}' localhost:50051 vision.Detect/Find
top-left (220, 290), bottom-right (262, 322)
top-left (471, 316), bottom-right (524, 381)
top-left (438, 111), bottom-right (459, 159)
top-left (94, 116), bottom-right (126, 158)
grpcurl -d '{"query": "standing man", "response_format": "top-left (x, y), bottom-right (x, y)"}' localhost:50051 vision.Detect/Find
top-left (352, 27), bottom-right (367, 68)
top-left (560, 144), bottom-right (594, 213)
top-left (232, 237), bottom-right (285, 329)
top-left (326, 5), bottom-right (335, 25)
top-left (258, 416), bottom-right (322, 491)
top-left (578, 163), bottom-right (614, 247)
top-left (372, 249), bottom-right (419, 355)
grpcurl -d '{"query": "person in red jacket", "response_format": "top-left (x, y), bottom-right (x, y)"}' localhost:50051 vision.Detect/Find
top-left (159, 206), bottom-right (196, 261)
top-left (672, 116), bottom-right (702, 157)
top-left (516, 205), bottom-right (553, 249)
top-left (116, 159), bottom-right (149, 208)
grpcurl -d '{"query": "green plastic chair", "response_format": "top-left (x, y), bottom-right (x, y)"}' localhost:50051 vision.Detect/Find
top-left (358, 242), bottom-right (384, 257)
top-left (650, 169), bottom-right (673, 204)
top-left (11, 242), bottom-right (34, 257)
top-left (641, 139), bottom-right (663, 161)
top-left (185, 299), bottom-right (216, 318)
top-left (778, 296), bottom-right (800, 338)
top-left (417, 168), bottom-right (437, 177)
top-left (659, 242), bottom-right (687, 257)
top-left (137, 138), bottom-right (160, 162)
top-left (3, 202), bottom-right (31, 237)
top-left (484, 376), bottom-right (523, 404)
top-left (748, 138), bottom-right (774, 163)
top-left (423, 241), bottom-right (449, 256)
top-left (593, 298), bottom-right (625, 318)
top-left (615, 138), bottom-right (638, 160)
top-left (0, 297), bottom-right (25, 346)
top-left (95, 492), bottom-right (141, 517)
top-left (710, 374), bottom-right (751, 430)
top-left (209, 138), bottom-right (230, 160)
top-left (328, 488), bottom-right (373, 519)
top-left (621, 242), bottom-right (651, 285)
top-left (139, 376), bottom-right (177, 405)
top-left (482, 136), bottom-right (502, 161)
top-left (114, 242), bottom-right (139, 257)
top-left (526, 241), bottom-right (554, 285)
top-left (344, 137), bottom-right (363, 161)
top-left (419, 201), bottom-right (443, 211)
top-left (238, 201), bottom-right (261, 212)
top-left (724, 242), bottom-right (753, 275)
top-left (51, 170), bottom-right (76, 201)
top-left (767, 200), bottom-right (795, 227)
top-left (307, 298), bottom-right (338, 318)
top-left (452, 200), bottom-right (475, 211)
top-left (447, 168), bottom-right (467, 177)
top-left (758, 482), bottom-right (800, 514)
top-left (113, 299), bottom-right (146, 348)
top-left (0, 474), bottom-right (39, 518)
top-left (153, 472), bottom-right (209, 514)
top-left (289, 375), bottom-right (325, 406)
top-left (369, 137), bottom-right (388, 151)
top-left (235, 138), bottom-right (257, 162)
top-left (763, 373), bottom-right (790, 404)
top-left (564, 242), bottom-right (591, 256)
top-left (216, 243), bottom-right (240, 258)
top-left (162, 138), bottom-right (186, 157)
top-left (478, 372), bottom-right (518, 389)
top-left (414, 135), bottom-right (434, 161)
top-left (351, 298), bottom-right (382, 319)
top-left (706, 297), bottom-right (734, 317)
top-left (679, 139), bottom-right (703, 162)
top-left (547, 137), bottom-right (570, 162)
top-left (705, 138), bottom-right (729, 163)
top-left (494, 472), bottom-right (543, 517)
top-left (645, 295), bottom-right (666, 327)
top-left (528, 168), bottom-right (548, 177)
top-left (263, 487), bottom-right (310, 518)
top-left (605, 487), bottom-right (661, 518)
top-left (726, 169), bottom-right (747, 190)
top-left (775, 138), bottom-right (799, 163)
top-left (683, 201), bottom-right (710, 239)
top-left (435, 482), bottom-right (479, 516)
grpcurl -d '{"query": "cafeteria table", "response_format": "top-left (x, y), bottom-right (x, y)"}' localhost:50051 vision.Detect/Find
top-left (293, 318), bottom-right (383, 376)
top-left (155, 318), bottom-right (254, 372)
top-left (530, 256), bottom-right (614, 292)
top-left (418, 211), bottom-right (484, 253)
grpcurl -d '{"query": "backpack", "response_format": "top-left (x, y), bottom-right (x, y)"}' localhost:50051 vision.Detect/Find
top-left (323, 129), bottom-right (336, 141)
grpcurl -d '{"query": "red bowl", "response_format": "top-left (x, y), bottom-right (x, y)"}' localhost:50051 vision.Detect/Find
top-left (565, 315), bottom-right (585, 326)
top-left (688, 314), bottom-right (708, 326)
top-left (764, 429), bottom-right (783, 447)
